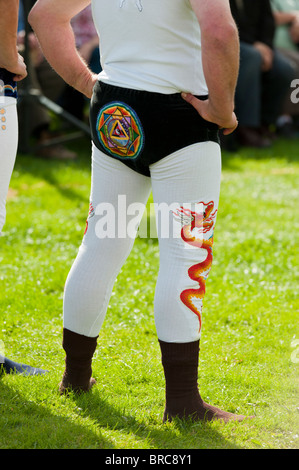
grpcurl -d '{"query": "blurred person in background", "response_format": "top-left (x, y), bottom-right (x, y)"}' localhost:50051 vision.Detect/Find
top-left (271, 0), bottom-right (299, 136)
top-left (61, 4), bottom-right (101, 121)
top-left (17, 0), bottom-right (77, 159)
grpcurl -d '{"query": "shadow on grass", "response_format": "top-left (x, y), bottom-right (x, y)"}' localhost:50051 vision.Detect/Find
top-left (0, 375), bottom-right (243, 449)
top-left (0, 380), bottom-right (114, 449)
top-left (70, 387), bottom-right (243, 450)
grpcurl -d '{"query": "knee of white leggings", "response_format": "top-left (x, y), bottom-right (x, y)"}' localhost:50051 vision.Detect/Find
top-left (154, 245), bottom-right (213, 343)
top-left (154, 203), bottom-right (218, 342)
top-left (63, 218), bottom-right (137, 337)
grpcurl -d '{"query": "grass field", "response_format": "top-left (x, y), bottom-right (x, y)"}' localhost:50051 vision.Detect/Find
top-left (0, 135), bottom-right (298, 450)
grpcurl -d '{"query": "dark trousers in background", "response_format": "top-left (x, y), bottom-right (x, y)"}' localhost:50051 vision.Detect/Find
top-left (235, 41), bottom-right (296, 128)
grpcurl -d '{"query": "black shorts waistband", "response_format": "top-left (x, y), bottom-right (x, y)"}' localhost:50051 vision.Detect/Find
top-left (96, 81), bottom-right (209, 104)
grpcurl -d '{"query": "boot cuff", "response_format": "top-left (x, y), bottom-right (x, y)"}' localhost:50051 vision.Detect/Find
top-left (158, 339), bottom-right (200, 365)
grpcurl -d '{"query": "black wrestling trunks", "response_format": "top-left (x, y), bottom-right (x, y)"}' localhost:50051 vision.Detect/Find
top-left (90, 81), bottom-right (219, 177)
top-left (0, 68), bottom-right (17, 100)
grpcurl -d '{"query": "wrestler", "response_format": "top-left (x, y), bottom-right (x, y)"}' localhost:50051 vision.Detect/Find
top-left (29, 0), bottom-right (252, 422)
top-left (0, 0), bottom-right (46, 376)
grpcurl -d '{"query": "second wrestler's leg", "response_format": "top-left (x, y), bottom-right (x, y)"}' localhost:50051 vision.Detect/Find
top-left (150, 142), bottom-right (250, 422)
top-left (0, 97), bottom-right (18, 234)
top-left (60, 145), bottom-right (151, 392)
top-left (0, 96), bottom-right (47, 376)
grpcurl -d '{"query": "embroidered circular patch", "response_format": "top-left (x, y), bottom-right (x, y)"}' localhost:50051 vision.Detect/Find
top-left (96, 102), bottom-right (144, 159)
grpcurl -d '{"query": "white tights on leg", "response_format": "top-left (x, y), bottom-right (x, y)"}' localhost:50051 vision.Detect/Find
top-left (63, 141), bottom-right (221, 342)
top-left (63, 144), bottom-right (151, 337)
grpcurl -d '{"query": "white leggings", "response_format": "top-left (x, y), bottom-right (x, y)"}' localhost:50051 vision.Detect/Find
top-left (0, 97), bottom-right (18, 234)
top-left (63, 141), bottom-right (221, 343)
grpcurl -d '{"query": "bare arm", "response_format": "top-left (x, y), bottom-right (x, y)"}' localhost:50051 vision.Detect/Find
top-left (183, 0), bottom-right (240, 135)
top-left (0, 0), bottom-right (27, 80)
top-left (272, 10), bottom-right (299, 26)
top-left (29, 0), bottom-right (97, 98)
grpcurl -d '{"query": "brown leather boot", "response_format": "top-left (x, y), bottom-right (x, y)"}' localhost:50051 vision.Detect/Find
top-left (59, 328), bottom-right (98, 394)
top-left (159, 339), bottom-right (252, 423)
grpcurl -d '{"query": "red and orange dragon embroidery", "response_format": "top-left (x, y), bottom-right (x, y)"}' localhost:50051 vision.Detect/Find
top-left (173, 201), bottom-right (217, 333)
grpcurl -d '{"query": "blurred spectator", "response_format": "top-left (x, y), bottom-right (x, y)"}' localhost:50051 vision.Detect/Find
top-left (17, 0), bottom-right (77, 159)
top-left (271, 0), bottom-right (299, 136)
top-left (71, 4), bottom-right (100, 74)
top-left (61, 5), bottom-right (101, 121)
top-left (229, 0), bottom-right (296, 148)
top-left (271, 0), bottom-right (299, 50)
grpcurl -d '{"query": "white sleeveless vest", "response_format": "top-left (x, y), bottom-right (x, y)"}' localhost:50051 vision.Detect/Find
top-left (91, 0), bottom-right (208, 94)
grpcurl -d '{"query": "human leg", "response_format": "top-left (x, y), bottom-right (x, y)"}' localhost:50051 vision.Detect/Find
top-left (0, 97), bottom-right (18, 234)
top-left (261, 49), bottom-right (296, 127)
top-left (150, 142), bottom-right (249, 422)
top-left (235, 42), bottom-right (262, 129)
top-left (0, 94), bottom-right (47, 376)
top-left (150, 142), bottom-right (222, 343)
top-left (234, 42), bottom-right (271, 148)
top-left (60, 145), bottom-right (151, 392)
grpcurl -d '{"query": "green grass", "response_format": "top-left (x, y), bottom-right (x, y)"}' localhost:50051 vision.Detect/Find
top-left (0, 136), bottom-right (298, 449)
